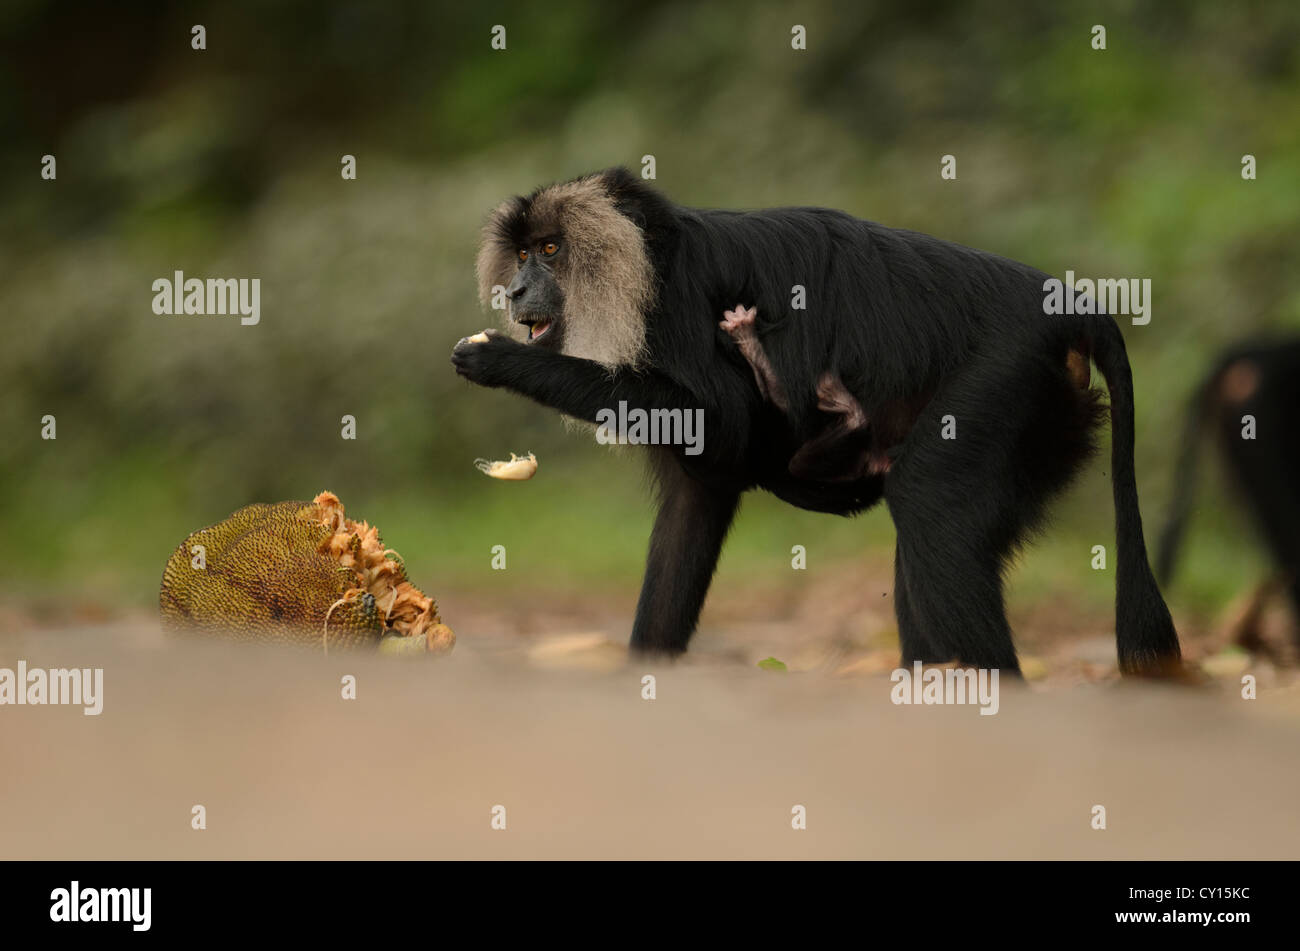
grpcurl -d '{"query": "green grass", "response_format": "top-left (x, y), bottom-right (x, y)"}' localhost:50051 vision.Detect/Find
top-left (0, 437), bottom-right (1262, 631)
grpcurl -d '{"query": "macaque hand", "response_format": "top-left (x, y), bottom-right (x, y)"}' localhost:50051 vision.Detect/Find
top-left (719, 304), bottom-right (758, 335)
top-left (451, 329), bottom-right (519, 387)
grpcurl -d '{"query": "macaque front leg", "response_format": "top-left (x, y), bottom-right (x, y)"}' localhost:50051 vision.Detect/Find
top-left (630, 453), bottom-right (742, 655)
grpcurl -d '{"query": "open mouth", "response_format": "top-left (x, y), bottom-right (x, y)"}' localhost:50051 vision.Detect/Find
top-left (522, 319), bottom-right (553, 342)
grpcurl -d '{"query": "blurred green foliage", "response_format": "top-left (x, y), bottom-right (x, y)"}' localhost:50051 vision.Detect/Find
top-left (1, 0), bottom-right (1297, 622)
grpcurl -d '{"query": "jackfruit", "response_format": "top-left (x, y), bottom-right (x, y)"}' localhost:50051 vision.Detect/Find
top-left (159, 491), bottom-right (454, 654)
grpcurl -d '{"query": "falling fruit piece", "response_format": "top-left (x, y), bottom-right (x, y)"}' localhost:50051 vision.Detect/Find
top-left (474, 452), bottom-right (538, 480)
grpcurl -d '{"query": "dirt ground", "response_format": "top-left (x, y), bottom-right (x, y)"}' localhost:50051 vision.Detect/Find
top-left (3, 567), bottom-right (1299, 860)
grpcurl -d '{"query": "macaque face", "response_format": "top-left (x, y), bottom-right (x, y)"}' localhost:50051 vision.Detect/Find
top-left (476, 172), bottom-right (654, 369)
top-left (505, 235), bottom-right (566, 349)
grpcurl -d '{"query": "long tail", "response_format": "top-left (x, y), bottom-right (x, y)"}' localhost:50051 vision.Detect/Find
top-left (1154, 377), bottom-right (1211, 586)
top-left (1084, 317), bottom-right (1182, 676)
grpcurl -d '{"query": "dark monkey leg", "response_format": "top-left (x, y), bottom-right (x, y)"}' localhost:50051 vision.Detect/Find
top-left (884, 353), bottom-right (1090, 673)
top-left (893, 543), bottom-right (941, 664)
top-left (630, 453), bottom-right (742, 655)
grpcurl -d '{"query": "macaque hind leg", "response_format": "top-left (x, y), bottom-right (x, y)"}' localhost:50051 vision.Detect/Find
top-left (788, 372), bottom-right (884, 481)
top-left (816, 371), bottom-right (868, 428)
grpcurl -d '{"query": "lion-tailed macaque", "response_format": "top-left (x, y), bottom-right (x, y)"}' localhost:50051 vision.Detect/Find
top-left (452, 168), bottom-right (1179, 676)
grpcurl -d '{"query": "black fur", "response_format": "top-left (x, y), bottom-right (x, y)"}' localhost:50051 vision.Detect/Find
top-left (453, 168), bottom-right (1181, 675)
top-left (1158, 337), bottom-right (1300, 645)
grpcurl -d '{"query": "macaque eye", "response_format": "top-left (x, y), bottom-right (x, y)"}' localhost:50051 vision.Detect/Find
top-left (517, 249), bottom-right (529, 262)
top-left (542, 241), bottom-right (559, 256)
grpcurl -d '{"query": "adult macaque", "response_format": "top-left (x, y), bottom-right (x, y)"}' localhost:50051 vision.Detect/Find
top-left (452, 168), bottom-right (1180, 676)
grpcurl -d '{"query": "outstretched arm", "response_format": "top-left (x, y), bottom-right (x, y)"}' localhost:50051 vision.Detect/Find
top-left (451, 331), bottom-right (746, 466)
top-left (452, 331), bottom-right (700, 419)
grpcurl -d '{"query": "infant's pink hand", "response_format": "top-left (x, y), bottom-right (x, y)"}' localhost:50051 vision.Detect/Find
top-left (719, 304), bottom-right (757, 333)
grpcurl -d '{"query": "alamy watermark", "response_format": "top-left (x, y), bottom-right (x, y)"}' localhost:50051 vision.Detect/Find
top-left (1043, 270), bottom-right (1151, 325)
top-left (152, 270), bottom-right (260, 325)
top-left (595, 400), bottom-right (704, 456)
top-left (0, 661), bottom-right (103, 715)
top-left (890, 661), bottom-right (999, 715)
top-left (50, 881), bottom-right (150, 931)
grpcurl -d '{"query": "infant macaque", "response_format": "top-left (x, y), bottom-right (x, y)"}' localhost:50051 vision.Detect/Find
top-left (720, 305), bottom-right (893, 482)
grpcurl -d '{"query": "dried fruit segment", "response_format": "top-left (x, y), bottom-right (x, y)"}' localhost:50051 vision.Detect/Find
top-left (160, 492), bottom-right (453, 653)
top-left (474, 452), bottom-right (538, 480)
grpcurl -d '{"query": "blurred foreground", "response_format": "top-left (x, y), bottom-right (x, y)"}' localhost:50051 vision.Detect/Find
top-left (4, 585), bottom-right (1298, 860)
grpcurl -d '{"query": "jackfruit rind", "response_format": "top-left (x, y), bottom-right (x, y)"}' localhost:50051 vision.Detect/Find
top-left (159, 492), bottom-right (454, 653)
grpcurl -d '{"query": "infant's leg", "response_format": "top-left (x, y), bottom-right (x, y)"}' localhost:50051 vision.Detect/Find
top-left (788, 372), bottom-right (891, 481)
top-left (815, 371), bottom-right (868, 429)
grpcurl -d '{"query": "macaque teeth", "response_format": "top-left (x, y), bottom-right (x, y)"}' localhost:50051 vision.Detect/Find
top-left (474, 452), bottom-right (539, 480)
top-left (468, 331), bottom-right (490, 343)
